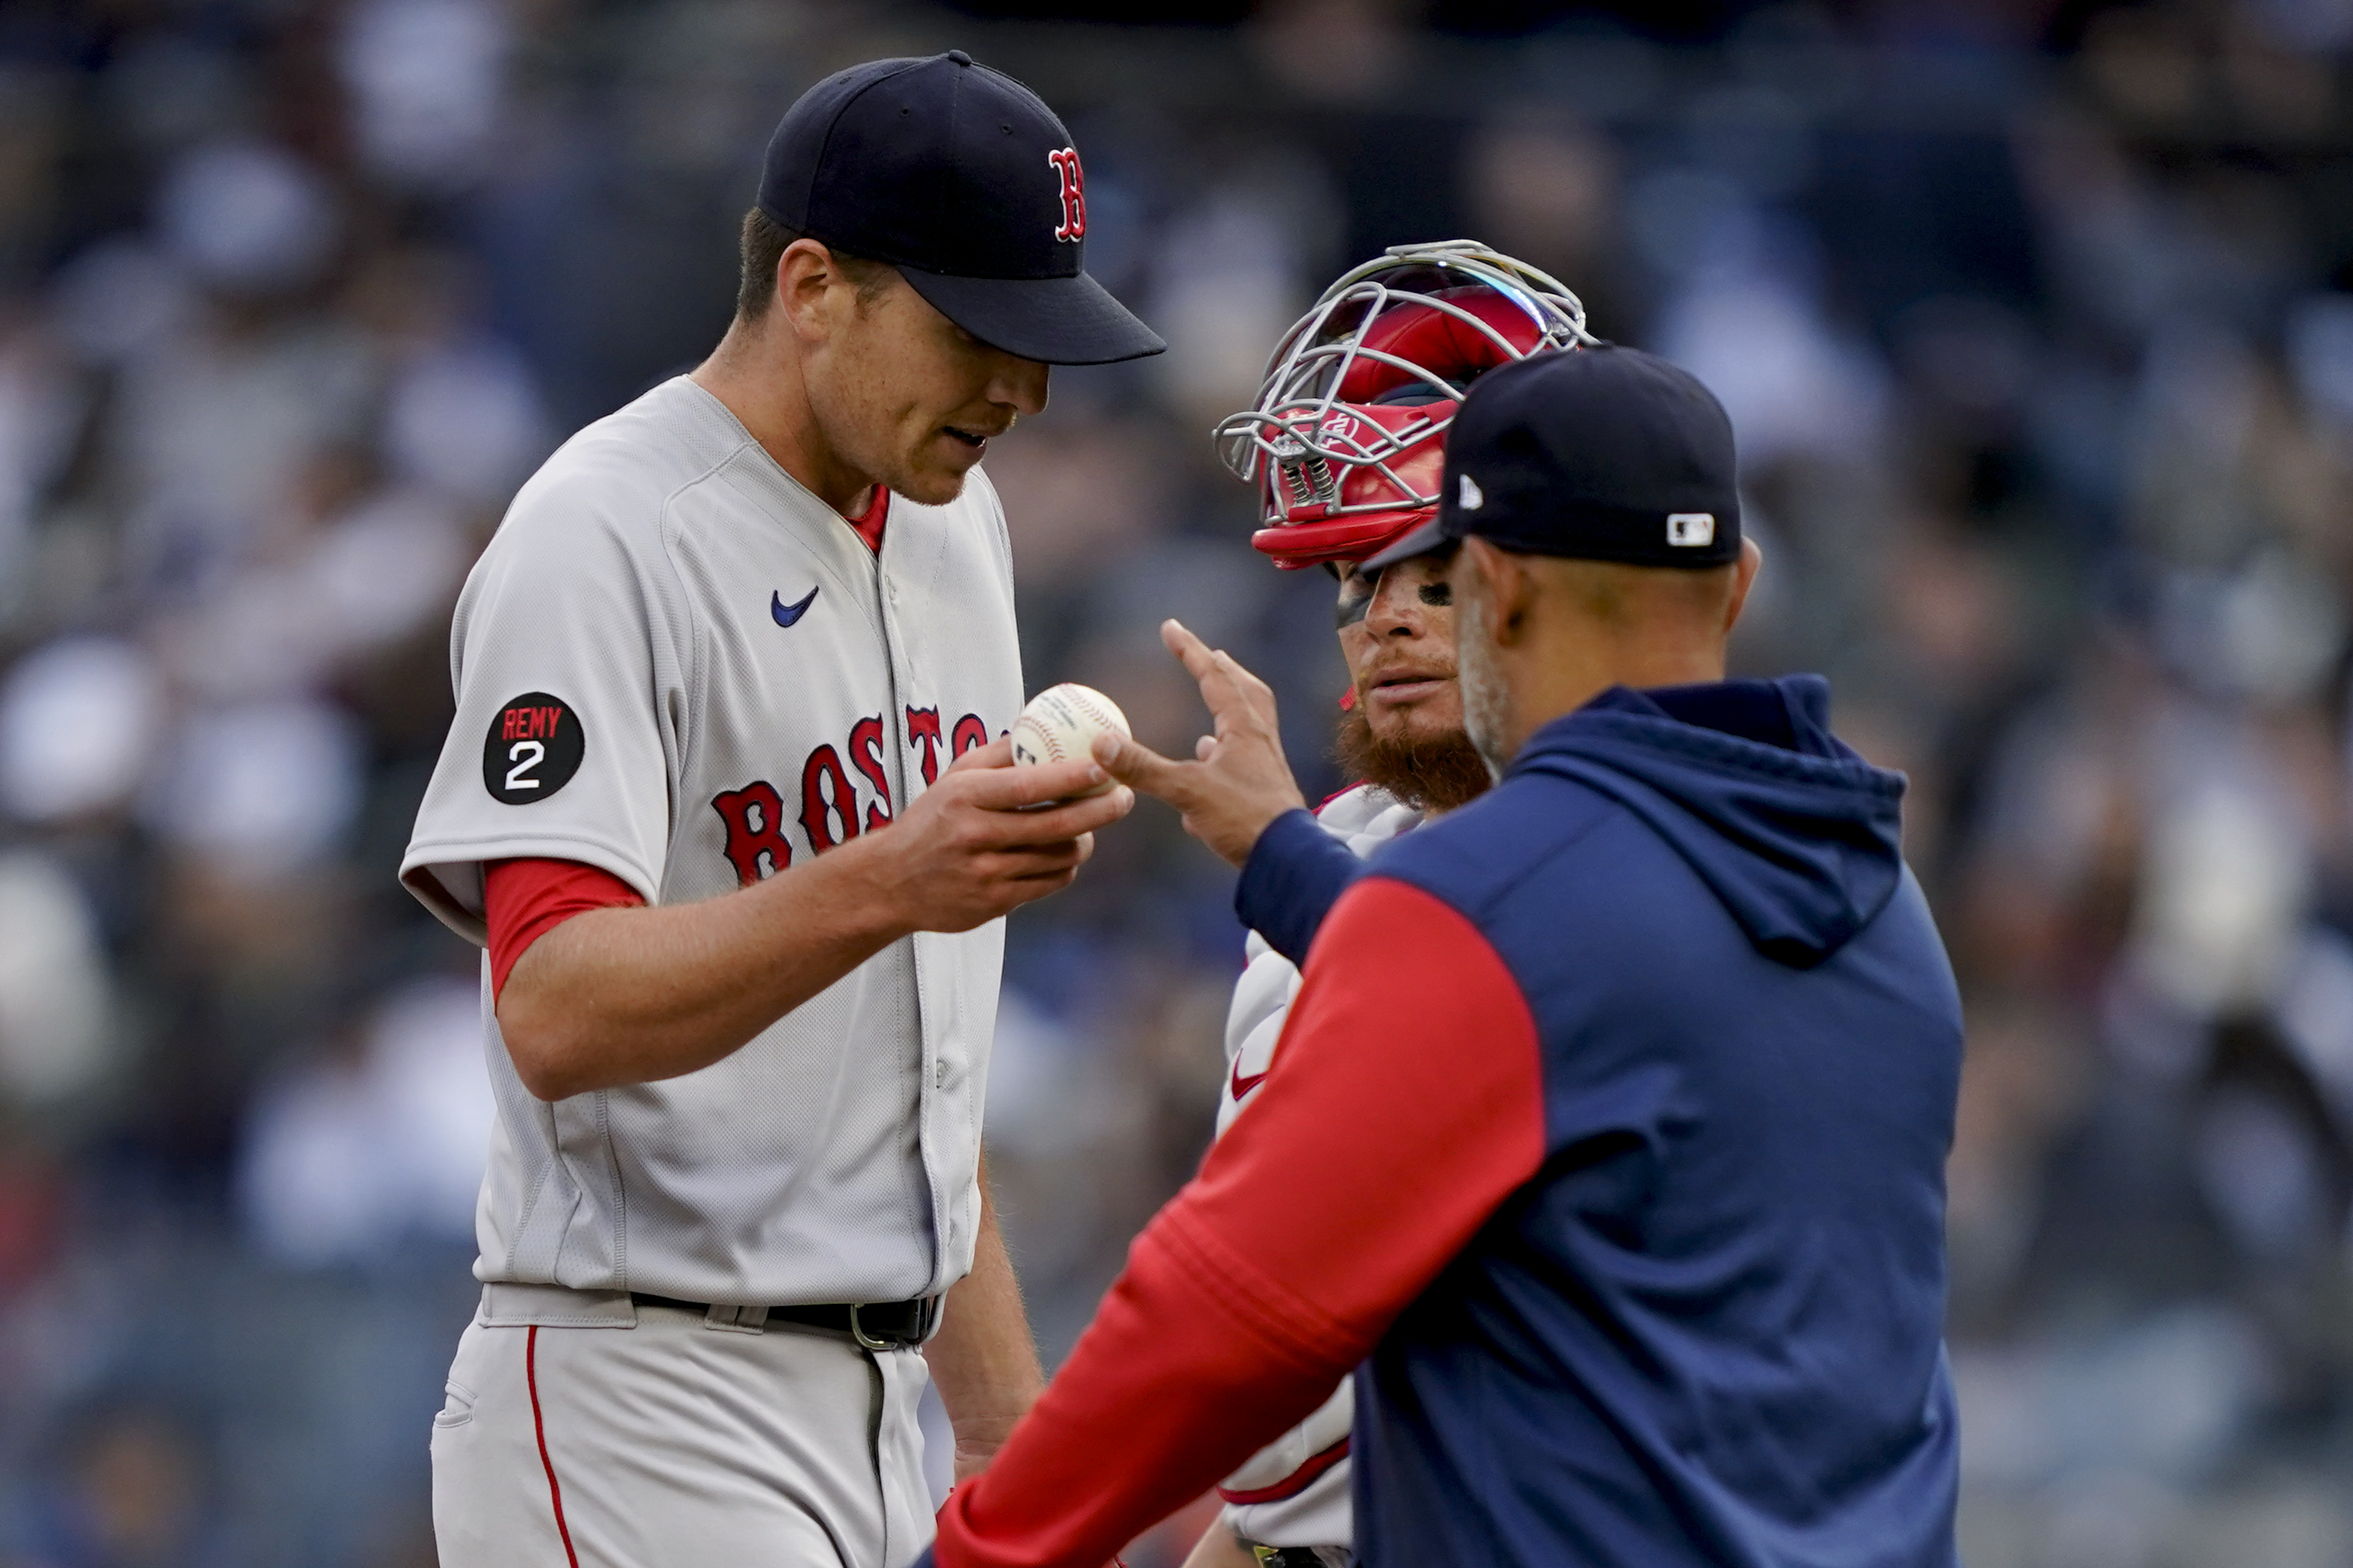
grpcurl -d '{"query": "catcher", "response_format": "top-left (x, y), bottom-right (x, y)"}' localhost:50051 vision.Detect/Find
top-left (1121, 242), bottom-right (1598, 1568)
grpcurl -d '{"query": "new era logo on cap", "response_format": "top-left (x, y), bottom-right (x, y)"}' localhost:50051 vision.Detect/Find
top-left (1458, 473), bottom-right (1485, 510)
top-left (1668, 513), bottom-right (1716, 547)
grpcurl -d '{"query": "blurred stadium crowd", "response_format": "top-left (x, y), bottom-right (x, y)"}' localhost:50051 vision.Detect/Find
top-left (0, 0), bottom-right (2351, 1563)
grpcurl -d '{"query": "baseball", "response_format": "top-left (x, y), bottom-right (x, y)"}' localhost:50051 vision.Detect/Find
top-left (1010, 683), bottom-right (1131, 796)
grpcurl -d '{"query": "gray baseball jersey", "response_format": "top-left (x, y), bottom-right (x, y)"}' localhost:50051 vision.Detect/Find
top-left (402, 375), bottom-right (1022, 1309)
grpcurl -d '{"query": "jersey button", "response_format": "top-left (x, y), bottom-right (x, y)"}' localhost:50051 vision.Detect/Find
top-left (933, 1060), bottom-right (948, 1088)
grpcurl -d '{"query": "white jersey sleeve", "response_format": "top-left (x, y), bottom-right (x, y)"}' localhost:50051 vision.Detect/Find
top-left (402, 446), bottom-right (690, 939)
top-left (1214, 784), bottom-right (1420, 1555)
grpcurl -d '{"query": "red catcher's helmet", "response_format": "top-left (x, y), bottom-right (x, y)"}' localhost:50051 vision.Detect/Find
top-left (1215, 241), bottom-right (1596, 569)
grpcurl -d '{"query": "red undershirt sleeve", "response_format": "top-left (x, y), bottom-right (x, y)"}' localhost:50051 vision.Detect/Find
top-left (931, 876), bottom-right (1547, 1568)
top-left (484, 857), bottom-right (645, 998)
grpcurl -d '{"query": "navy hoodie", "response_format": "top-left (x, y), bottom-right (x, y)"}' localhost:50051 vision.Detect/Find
top-left (1343, 675), bottom-right (1963, 1566)
top-left (924, 676), bottom-right (1962, 1568)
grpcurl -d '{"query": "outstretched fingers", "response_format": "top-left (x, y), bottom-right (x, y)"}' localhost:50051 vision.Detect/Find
top-left (1161, 620), bottom-right (1265, 736)
top-left (1159, 617), bottom-right (1214, 673)
top-left (1091, 732), bottom-right (1197, 806)
top-left (1159, 618), bottom-right (1233, 702)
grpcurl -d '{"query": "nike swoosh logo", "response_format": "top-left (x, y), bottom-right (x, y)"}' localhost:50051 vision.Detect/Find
top-left (1230, 1057), bottom-right (1269, 1101)
top-left (771, 586), bottom-right (819, 628)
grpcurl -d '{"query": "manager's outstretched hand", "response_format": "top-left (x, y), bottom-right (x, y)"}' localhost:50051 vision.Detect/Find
top-left (1093, 618), bottom-right (1307, 869)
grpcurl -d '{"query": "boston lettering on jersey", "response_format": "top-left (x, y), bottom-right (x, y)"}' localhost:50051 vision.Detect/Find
top-left (710, 704), bottom-right (990, 886)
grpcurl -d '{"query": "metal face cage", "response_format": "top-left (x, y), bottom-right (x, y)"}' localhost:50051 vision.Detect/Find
top-left (1214, 241), bottom-right (1598, 534)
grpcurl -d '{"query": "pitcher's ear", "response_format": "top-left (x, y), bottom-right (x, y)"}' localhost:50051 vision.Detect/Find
top-left (777, 239), bottom-right (846, 342)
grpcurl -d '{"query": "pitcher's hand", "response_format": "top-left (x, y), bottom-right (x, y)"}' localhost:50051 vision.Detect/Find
top-left (871, 735), bottom-right (1133, 932)
top-left (1092, 619), bottom-right (1305, 869)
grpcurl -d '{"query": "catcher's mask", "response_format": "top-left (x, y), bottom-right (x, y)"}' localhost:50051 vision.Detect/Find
top-left (1215, 240), bottom-right (1598, 570)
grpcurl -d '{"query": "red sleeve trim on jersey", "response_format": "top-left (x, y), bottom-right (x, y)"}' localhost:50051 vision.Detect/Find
top-left (485, 858), bottom-right (645, 998)
top-left (1215, 1437), bottom-right (1350, 1507)
top-left (930, 876), bottom-right (1546, 1568)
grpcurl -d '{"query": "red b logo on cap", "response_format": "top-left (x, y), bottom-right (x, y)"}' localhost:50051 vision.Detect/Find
top-left (1048, 147), bottom-right (1086, 242)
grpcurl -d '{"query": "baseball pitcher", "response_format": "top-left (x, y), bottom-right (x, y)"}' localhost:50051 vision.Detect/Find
top-left (399, 52), bottom-right (1159, 1568)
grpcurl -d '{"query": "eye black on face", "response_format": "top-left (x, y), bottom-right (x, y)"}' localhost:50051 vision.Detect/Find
top-left (1335, 569), bottom-right (1374, 629)
top-left (1419, 579), bottom-right (1452, 608)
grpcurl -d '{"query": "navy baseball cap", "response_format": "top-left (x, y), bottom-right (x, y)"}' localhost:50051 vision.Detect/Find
top-left (1364, 344), bottom-right (1740, 571)
top-left (758, 52), bottom-right (1165, 366)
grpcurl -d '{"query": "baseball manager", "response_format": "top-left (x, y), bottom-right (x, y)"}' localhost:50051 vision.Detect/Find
top-left (927, 344), bottom-right (1963, 1567)
top-left (399, 53), bottom-right (1156, 1568)
top-left (1157, 239), bottom-right (1592, 1568)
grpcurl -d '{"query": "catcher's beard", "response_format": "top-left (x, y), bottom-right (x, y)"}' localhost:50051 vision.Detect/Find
top-left (1334, 704), bottom-right (1493, 814)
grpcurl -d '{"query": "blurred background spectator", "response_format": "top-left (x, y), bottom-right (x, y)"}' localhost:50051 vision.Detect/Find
top-left (0, 1), bottom-right (2350, 1564)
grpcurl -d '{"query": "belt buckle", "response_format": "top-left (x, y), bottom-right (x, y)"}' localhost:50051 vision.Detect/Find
top-left (849, 1302), bottom-right (897, 1350)
top-left (849, 1298), bottom-right (936, 1350)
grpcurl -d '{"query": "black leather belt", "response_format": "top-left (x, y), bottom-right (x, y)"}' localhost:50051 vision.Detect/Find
top-left (628, 1292), bottom-right (937, 1347)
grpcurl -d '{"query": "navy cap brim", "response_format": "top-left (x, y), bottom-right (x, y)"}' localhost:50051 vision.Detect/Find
top-left (1361, 515), bottom-right (1457, 571)
top-left (900, 266), bottom-right (1165, 366)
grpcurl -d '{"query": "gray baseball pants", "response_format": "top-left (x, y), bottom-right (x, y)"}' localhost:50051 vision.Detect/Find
top-left (430, 1286), bottom-right (934, 1568)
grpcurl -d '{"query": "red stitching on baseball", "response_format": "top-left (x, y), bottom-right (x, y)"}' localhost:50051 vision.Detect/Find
top-left (1019, 715), bottom-right (1067, 762)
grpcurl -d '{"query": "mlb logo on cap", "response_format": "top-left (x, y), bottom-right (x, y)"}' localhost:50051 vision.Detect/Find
top-left (1668, 513), bottom-right (1716, 547)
